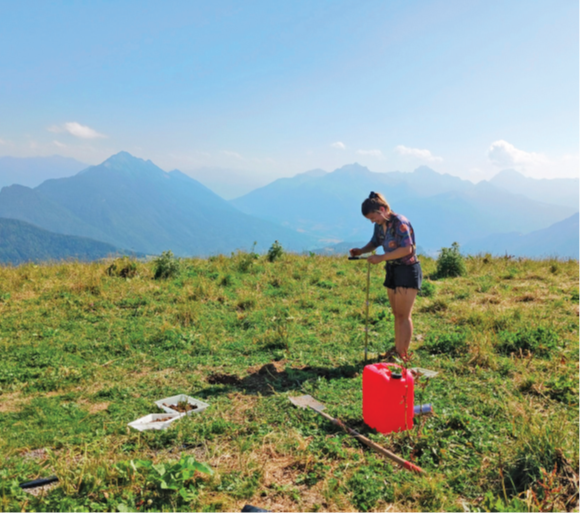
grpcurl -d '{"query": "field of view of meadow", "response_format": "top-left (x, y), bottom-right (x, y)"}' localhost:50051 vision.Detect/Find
top-left (0, 248), bottom-right (578, 512)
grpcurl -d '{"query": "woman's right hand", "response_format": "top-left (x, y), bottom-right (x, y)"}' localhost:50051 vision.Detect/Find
top-left (349, 248), bottom-right (362, 257)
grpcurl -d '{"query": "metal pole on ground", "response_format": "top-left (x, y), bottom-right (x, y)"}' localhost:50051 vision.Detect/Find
top-left (349, 256), bottom-right (371, 362)
top-left (365, 259), bottom-right (370, 362)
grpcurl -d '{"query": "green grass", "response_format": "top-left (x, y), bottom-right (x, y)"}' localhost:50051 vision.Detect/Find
top-left (0, 253), bottom-right (578, 512)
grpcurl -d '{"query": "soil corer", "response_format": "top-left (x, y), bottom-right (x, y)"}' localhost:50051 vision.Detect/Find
top-left (348, 255), bottom-right (371, 361)
top-left (289, 394), bottom-right (424, 474)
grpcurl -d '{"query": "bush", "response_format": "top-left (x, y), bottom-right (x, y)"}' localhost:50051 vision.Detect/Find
top-left (105, 257), bottom-right (138, 278)
top-left (267, 240), bottom-right (284, 262)
top-left (497, 326), bottom-right (559, 356)
top-left (436, 242), bottom-right (466, 278)
top-left (236, 242), bottom-right (259, 273)
top-left (418, 280), bottom-right (435, 297)
top-left (422, 330), bottom-right (468, 356)
top-left (152, 250), bottom-right (181, 280)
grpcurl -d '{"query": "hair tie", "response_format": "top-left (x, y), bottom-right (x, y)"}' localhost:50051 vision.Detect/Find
top-left (369, 191), bottom-right (377, 199)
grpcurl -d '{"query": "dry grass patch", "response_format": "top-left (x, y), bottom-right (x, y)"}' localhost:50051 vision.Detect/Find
top-left (81, 401), bottom-right (110, 414)
top-left (0, 392), bottom-right (27, 413)
top-left (515, 293), bottom-right (538, 303)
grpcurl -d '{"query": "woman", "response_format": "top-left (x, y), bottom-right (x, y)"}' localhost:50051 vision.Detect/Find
top-left (350, 192), bottom-right (422, 360)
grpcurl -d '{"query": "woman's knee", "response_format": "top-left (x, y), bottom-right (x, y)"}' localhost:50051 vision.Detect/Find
top-left (394, 312), bottom-right (411, 323)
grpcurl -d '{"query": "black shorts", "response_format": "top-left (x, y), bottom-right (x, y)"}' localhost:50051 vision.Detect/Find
top-left (384, 262), bottom-right (422, 290)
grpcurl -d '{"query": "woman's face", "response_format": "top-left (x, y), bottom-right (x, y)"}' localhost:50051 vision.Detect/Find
top-left (365, 207), bottom-right (388, 224)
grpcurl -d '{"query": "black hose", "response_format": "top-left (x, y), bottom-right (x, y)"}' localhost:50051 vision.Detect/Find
top-left (19, 476), bottom-right (59, 489)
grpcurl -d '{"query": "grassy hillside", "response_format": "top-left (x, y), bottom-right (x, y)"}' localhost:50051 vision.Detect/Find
top-left (0, 218), bottom-right (125, 265)
top-left (0, 253), bottom-right (578, 512)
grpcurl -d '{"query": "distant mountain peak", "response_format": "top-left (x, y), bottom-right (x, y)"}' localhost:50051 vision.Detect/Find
top-left (334, 163), bottom-right (371, 175)
top-left (102, 151), bottom-right (145, 166)
top-left (79, 151), bottom-right (165, 179)
top-left (491, 169), bottom-right (525, 180)
top-left (414, 166), bottom-right (438, 175)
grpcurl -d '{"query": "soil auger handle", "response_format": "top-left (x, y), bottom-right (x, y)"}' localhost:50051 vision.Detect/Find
top-left (313, 407), bottom-right (425, 474)
top-left (348, 254), bottom-right (371, 361)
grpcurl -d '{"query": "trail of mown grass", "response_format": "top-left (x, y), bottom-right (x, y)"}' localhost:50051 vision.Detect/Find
top-left (0, 253), bottom-right (578, 512)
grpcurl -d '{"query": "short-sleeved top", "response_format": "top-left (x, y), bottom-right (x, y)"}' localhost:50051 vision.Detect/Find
top-left (369, 212), bottom-right (418, 266)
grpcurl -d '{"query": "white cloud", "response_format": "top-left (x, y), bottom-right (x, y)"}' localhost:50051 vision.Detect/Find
top-left (357, 149), bottom-right (383, 158)
top-left (53, 140), bottom-right (67, 148)
top-left (395, 145), bottom-right (442, 162)
top-left (331, 141), bottom-right (346, 149)
top-left (222, 150), bottom-right (244, 160)
top-left (562, 153), bottom-right (578, 162)
top-left (487, 140), bottom-right (547, 168)
top-left (48, 122), bottom-right (106, 139)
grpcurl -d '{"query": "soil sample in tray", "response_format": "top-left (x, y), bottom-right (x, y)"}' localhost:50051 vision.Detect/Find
top-left (164, 402), bottom-right (198, 413)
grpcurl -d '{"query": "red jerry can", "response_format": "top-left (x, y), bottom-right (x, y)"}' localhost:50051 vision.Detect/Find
top-left (363, 363), bottom-right (414, 434)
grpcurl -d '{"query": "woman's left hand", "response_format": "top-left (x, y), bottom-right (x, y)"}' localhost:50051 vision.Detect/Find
top-left (367, 255), bottom-right (384, 265)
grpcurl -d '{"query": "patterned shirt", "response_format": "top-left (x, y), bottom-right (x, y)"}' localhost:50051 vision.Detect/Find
top-left (369, 213), bottom-right (418, 265)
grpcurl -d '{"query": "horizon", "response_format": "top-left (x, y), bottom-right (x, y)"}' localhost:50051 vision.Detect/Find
top-left (5, 151), bottom-right (579, 190)
top-left (0, 1), bottom-right (578, 184)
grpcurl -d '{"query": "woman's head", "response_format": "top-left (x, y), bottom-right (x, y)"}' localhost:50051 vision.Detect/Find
top-left (361, 191), bottom-right (391, 220)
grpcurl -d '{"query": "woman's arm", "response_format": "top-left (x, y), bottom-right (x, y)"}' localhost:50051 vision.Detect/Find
top-left (349, 242), bottom-right (377, 257)
top-left (368, 246), bottom-right (413, 264)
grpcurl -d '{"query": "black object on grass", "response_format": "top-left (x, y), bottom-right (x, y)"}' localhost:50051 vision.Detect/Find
top-left (241, 505), bottom-right (270, 513)
top-left (19, 476), bottom-right (59, 489)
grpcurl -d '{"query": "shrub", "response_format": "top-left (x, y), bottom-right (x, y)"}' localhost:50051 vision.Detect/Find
top-left (236, 243), bottom-right (259, 272)
top-left (422, 330), bottom-right (468, 356)
top-left (152, 250), bottom-right (181, 280)
top-left (105, 257), bottom-right (138, 278)
top-left (497, 326), bottom-right (559, 356)
top-left (418, 280), bottom-right (435, 297)
top-left (436, 242), bottom-right (466, 278)
top-left (267, 240), bottom-right (284, 262)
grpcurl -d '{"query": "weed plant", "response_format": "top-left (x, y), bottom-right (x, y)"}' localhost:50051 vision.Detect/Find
top-left (436, 242), bottom-right (467, 278)
top-left (152, 251), bottom-right (181, 280)
top-left (267, 240), bottom-right (284, 262)
top-left (0, 253), bottom-right (577, 512)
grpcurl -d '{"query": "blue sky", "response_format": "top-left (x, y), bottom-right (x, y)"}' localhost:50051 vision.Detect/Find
top-left (0, 0), bottom-right (578, 182)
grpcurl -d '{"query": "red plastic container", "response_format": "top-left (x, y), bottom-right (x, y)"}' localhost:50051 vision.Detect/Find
top-left (363, 363), bottom-right (414, 434)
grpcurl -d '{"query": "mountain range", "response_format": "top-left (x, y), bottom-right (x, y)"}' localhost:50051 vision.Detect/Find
top-left (0, 153), bottom-right (577, 263)
top-left (231, 164), bottom-right (577, 252)
top-left (488, 169), bottom-right (578, 209)
top-left (462, 213), bottom-right (579, 259)
top-left (0, 152), bottom-right (315, 257)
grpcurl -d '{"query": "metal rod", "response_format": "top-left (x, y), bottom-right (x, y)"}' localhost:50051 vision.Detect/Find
top-left (314, 408), bottom-right (424, 474)
top-left (365, 260), bottom-right (370, 362)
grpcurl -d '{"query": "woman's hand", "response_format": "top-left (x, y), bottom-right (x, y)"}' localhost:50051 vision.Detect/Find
top-left (349, 248), bottom-right (363, 257)
top-left (367, 254), bottom-right (384, 265)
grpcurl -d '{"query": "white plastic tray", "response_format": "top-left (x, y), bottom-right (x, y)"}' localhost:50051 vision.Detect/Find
top-left (155, 394), bottom-right (210, 416)
top-left (128, 413), bottom-right (183, 432)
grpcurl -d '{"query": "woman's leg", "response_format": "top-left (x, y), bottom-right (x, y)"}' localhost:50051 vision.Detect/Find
top-left (388, 287), bottom-right (418, 359)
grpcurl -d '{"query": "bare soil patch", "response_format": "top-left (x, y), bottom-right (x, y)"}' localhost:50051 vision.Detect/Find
top-left (0, 392), bottom-right (26, 413)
